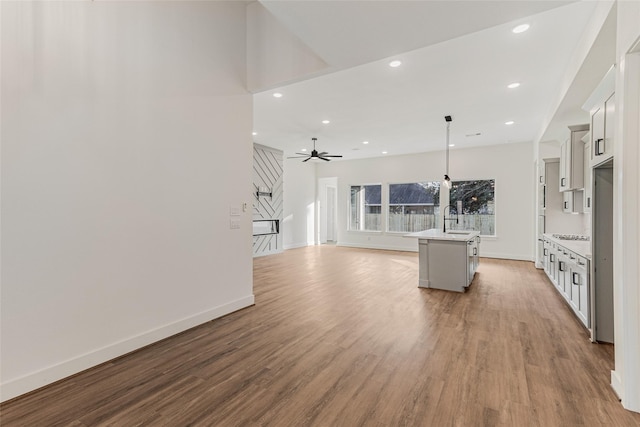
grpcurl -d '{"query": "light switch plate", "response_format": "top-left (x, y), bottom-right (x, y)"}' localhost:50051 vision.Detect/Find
top-left (230, 220), bottom-right (240, 229)
top-left (230, 206), bottom-right (240, 216)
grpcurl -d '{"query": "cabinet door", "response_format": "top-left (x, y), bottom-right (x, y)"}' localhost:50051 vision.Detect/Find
top-left (570, 262), bottom-right (580, 312)
top-left (562, 191), bottom-right (573, 213)
top-left (583, 141), bottom-right (592, 212)
top-left (591, 104), bottom-right (604, 167)
top-left (559, 140), bottom-right (569, 192)
top-left (543, 240), bottom-right (550, 273)
top-left (474, 236), bottom-right (480, 273)
top-left (591, 92), bottom-right (615, 167)
top-left (467, 240), bottom-right (474, 285)
top-left (549, 251), bottom-right (557, 284)
top-left (563, 191), bottom-right (583, 214)
top-left (602, 93), bottom-right (615, 162)
top-left (576, 260), bottom-right (590, 327)
top-left (558, 255), bottom-right (568, 297)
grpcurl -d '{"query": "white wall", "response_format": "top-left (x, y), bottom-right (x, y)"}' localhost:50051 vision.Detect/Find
top-left (1, 1), bottom-right (254, 401)
top-left (611, 0), bottom-right (640, 412)
top-left (246, 2), bottom-right (328, 92)
top-left (315, 142), bottom-right (535, 260)
top-left (282, 159), bottom-right (317, 249)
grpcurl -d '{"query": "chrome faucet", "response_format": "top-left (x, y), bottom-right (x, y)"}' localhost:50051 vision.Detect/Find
top-left (443, 204), bottom-right (459, 233)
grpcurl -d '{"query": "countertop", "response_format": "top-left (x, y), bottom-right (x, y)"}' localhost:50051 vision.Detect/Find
top-left (405, 229), bottom-right (480, 242)
top-left (544, 233), bottom-right (591, 259)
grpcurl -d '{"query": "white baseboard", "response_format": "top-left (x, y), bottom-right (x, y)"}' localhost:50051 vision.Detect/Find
top-left (0, 295), bottom-right (255, 402)
top-left (481, 252), bottom-right (534, 262)
top-left (336, 242), bottom-right (418, 252)
top-left (336, 242), bottom-right (533, 262)
top-left (283, 242), bottom-right (311, 250)
top-left (253, 249), bottom-right (283, 258)
top-left (611, 369), bottom-right (623, 403)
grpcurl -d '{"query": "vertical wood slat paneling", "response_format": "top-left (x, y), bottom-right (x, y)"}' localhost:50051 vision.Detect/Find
top-left (253, 144), bottom-right (283, 257)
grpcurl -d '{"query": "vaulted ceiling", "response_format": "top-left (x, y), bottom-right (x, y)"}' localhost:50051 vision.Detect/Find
top-left (252, 1), bottom-right (615, 160)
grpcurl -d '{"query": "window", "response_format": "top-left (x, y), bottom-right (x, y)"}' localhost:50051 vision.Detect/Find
top-left (388, 182), bottom-right (440, 232)
top-left (349, 185), bottom-right (382, 231)
top-left (449, 179), bottom-right (495, 236)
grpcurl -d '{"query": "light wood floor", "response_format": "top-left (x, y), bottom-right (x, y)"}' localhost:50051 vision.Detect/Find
top-left (2, 245), bottom-right (640, 426)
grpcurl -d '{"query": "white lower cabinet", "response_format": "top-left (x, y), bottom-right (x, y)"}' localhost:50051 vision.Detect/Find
top-left (572, 256), bottom-right (590, 327)
top-left (558, 250), bottom-right (570, 299)
top-left (467, 236), bottom-right (480, 282)
top-left (542, 236), bottom-right (591, 331)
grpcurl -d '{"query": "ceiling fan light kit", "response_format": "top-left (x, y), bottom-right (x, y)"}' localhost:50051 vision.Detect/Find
top-left (288, 138), bottom-right (343, 162)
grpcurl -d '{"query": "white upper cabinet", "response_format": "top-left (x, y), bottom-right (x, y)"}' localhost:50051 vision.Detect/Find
top-left (559, 124), bottom-right (588, 192)
top-left (584, 65), bottom-right (616, 168)
top-left (590, 93), bottom-right (615, 167)
top-left (563, 189), bottom-right (584, 214)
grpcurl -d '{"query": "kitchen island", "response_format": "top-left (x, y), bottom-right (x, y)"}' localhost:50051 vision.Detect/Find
top-left (405, 229), bottom-right (481, 292)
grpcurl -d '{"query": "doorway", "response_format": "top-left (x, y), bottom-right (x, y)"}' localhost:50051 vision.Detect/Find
top-left (326, 187), bottom-right (337, 242)
top-left (593, 160), bottom-right (614, 343)
top-left (318, 177), bottom-right (338, 244)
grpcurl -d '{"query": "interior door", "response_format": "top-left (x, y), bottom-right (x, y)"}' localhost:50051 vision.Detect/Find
top-left (326, 186), bottom-right (337, 242)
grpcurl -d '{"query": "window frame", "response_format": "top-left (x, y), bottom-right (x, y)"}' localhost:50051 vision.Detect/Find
top-left (348, 183), bottom-right (383, 232)
top-left (447, 178), bottom-right (496, 237)
top-left (386, 181), bottom-right (441, 234)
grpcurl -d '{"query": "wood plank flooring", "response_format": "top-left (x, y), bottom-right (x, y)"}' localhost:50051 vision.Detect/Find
top-left (2, 245), bottom-right (640, 426)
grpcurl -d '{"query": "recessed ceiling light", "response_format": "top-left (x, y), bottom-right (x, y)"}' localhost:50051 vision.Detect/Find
top-left (507, 82), bottom-right (520, 89)
top-left (389, 60), bottom-right (402, 68)
top-left (322, 120), bottom-right (330, 124)
top-left (301, 148), bottom-right (307, 152)
top-left (512, 24), bottom-right (530, 34)
top-left (252, 131), bottom-right (257, 136)
top-left (362, 141), bottom-right (369, 145)
top-left (505, 121), bottom-right (515, 125)
top-left (449, 144), bottom-right (455, 147)
top-left (382, 151), bottom-right (388, 154)
top-left (273, 92), bottom-right (283, 98)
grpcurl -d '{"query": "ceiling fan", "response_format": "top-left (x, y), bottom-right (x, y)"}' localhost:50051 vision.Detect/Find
top-left (288, 138), bottom-right (343, 162)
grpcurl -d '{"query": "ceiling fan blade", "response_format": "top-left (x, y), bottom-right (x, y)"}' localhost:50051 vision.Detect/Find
top-left (318, 152), bottom-right (328, 156)
top-left (302, 157), bottom-right (312, 162)
top-left (318, 156), bottom-right (331, 161)
top-left (322, 155), bottom-right (343, 158)
top-left (294, 152), bottom-right (309, 156)
top-left (287, 155), bottom-right (310, 159)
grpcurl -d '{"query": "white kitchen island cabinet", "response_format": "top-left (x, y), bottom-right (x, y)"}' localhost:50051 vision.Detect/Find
top-left (405, 229), bottom-right (480, 293)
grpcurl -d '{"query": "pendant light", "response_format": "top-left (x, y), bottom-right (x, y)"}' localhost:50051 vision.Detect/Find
top-left (443, 115), bottom-right (453, 189)
top-left (441, 115), bottom-right (454, 232)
